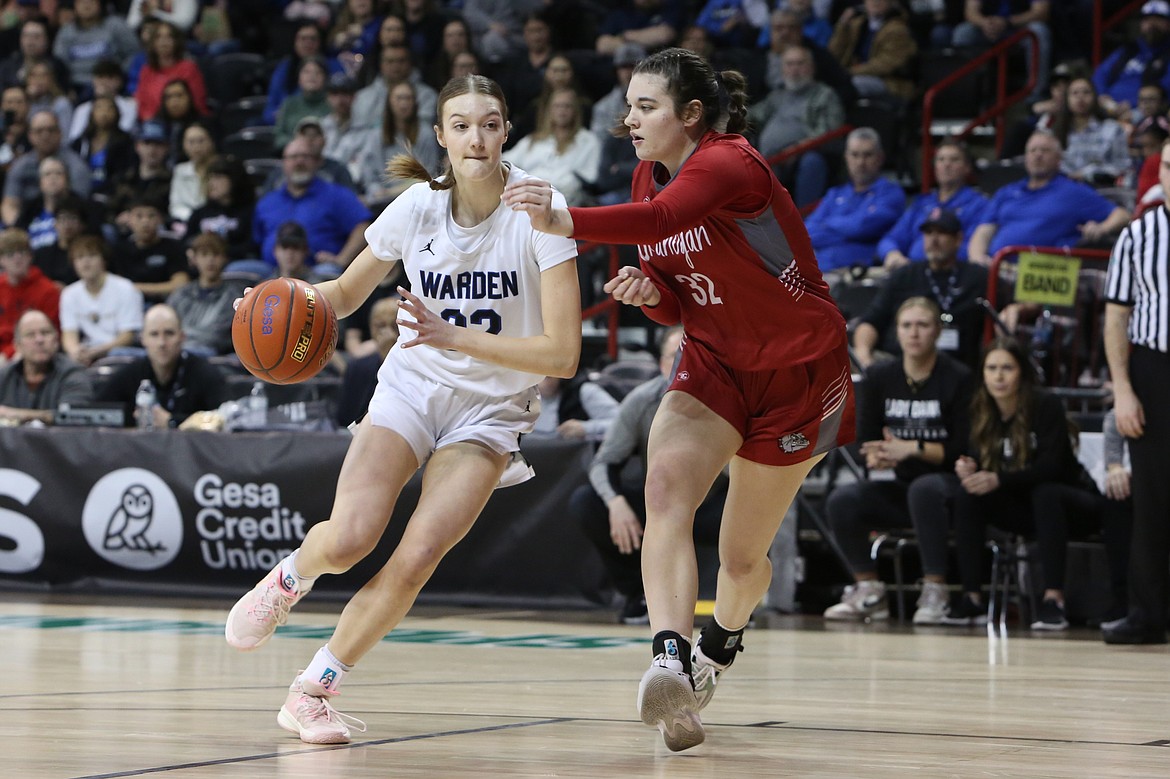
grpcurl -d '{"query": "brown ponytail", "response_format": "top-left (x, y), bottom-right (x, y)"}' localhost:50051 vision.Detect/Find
top-left (385, 153), bottom-right (453, 191)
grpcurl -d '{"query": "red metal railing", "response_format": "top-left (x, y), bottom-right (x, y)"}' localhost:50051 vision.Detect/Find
top-left (766, 124), bottom-right (855, 215)
top-left (577, 240), bottom-right (623, 361)
top-left (766, 124), bottom-right (854, 168)
top-left (1093, 0), bottom-right (1145, 66)
top-left (921, 27), bottom-right (1039, 189)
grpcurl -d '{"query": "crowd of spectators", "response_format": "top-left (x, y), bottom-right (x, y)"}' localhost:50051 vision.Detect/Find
top-left (0, 0), bottom-right (1159, 634)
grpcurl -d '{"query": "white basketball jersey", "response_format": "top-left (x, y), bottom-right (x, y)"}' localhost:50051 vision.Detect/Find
top-left (364, 164), bottom-right (577, 397)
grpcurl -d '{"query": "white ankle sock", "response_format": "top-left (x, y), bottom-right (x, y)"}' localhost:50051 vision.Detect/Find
top-left (302, 644), bottom-right (352, 694)
top-left (280, 550), bottom-right (317, 594)
top-left (713, 614), bottom-right (747, 633)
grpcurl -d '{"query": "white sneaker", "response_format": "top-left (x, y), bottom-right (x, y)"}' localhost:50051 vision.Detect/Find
top-left (824, 580), bottom-right (888, 621)
top-left (225, 562), bottom-right (311, 651)
top-left (277, 673), bottom-right (366, 745)
top-left (691, 644), bottom-right (731, 711)
top-left (913, 581), bottom-right (949, 625)
top-left (637, 656), bottom-right (704, 752)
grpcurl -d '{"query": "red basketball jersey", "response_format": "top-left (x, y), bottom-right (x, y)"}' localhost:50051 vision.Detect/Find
top-left (570, 132), bottom-right (846, 370)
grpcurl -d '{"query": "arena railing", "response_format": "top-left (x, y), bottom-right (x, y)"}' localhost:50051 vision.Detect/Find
top-left (576, 240), bottom-right (622, 361)
top-left (1093, 0), bottom-right (1146, 66)
top-left (921, 27), bottom-right (1039, 189)
top-left (766, 124), bottom-right (856, 216)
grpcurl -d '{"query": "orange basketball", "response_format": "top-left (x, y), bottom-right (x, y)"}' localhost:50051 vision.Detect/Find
top-left (232, 278), bottom-right (338, 385)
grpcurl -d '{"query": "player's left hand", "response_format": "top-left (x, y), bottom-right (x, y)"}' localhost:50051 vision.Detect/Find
top-left (396, 286), bottom-right (459, 350)
top-left (603, 266), bottom-right (661, 307)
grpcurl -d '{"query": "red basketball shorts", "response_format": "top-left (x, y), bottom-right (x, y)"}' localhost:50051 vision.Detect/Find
top-left (668, 337), bottom-right (856, 466)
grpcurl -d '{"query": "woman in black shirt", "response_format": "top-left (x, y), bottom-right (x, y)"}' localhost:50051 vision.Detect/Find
top-left (937, 337), bottom-right (1103, 630)
top-left (823, 297), bottom-right (972, 624)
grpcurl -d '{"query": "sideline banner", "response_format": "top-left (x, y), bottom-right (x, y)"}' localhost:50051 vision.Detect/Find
top-left (0, 428), bottom-right (605, 606)
top-left (1014, 252), bottom-right (1081, 306)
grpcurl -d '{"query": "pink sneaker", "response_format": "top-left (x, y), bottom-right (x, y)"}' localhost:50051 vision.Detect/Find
top-left (277, 674), bottom-right (366, 745)
top-left (225, 563), bottom-right (310, 651)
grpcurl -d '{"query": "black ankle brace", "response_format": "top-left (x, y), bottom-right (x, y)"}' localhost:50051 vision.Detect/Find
top-left (652, 631), bottom-right (692, 676)
top-left (698, 618), bottom-right (745, 666)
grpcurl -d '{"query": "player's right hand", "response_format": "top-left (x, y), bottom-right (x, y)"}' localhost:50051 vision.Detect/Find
top-left (232, 287), bottom-right (253, 312)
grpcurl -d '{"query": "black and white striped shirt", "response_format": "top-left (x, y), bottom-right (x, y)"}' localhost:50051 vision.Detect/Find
top-left (1106, 205), bottom-right (1170, 352)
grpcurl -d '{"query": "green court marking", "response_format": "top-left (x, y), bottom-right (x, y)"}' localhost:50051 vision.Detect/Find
top-left (0, 615), bottom-right (643, 649)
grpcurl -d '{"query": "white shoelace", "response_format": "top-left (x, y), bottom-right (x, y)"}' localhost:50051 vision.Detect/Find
top-left (692, 648), bottom-right (726, 690)
top-left (296, 692), bottom-right (368, 734)
top-left (251, 581), bottom-right (295, 626)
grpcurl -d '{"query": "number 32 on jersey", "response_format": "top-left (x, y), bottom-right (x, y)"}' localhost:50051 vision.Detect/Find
top-left (675, 273), bottom-right (723, 306)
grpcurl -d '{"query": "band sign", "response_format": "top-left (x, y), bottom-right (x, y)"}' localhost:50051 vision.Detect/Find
top-left (1015, 252), bottom-right (1080, 306)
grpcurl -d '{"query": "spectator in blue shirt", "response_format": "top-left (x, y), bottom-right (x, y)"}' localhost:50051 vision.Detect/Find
top-left (694, 0), bottom-right (767, 49)
top-left (1092, 1), bottom-right (1170, 119)
top-left (264, 22), bottom-right (344, 126)
top-left (878, 138), bottom-right (989, 268)
top-left (805, 126), bottom-right (905, 272)
top-left (967, 130), bottom-right (1130, 265)
top-left (757, 0), bottom-right (831, 49)
top-left (253, 136), bottom-right (371, 268)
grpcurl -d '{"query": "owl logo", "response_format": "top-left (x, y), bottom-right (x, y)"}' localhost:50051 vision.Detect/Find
top-left (103, 484), bottom-right (165, 554)
top-left (83, 468), bottom-right (181, 570)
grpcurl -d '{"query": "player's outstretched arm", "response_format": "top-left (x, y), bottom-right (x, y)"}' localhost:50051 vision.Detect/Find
top-left (502, 178), bottom-right (576, 237)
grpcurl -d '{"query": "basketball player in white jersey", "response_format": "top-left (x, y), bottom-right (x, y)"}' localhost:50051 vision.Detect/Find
top-left (224, 75), bottom-right (582, 744)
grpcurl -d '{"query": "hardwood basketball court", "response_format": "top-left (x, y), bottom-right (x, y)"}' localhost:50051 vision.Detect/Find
top-left (3, 595), bottom-right (1167, 778)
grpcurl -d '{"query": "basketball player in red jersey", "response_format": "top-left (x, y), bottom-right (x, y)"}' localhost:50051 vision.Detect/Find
top-left (504, 47), bottom-right (854, 751)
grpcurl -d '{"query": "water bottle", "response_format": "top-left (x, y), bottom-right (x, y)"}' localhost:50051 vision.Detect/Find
top-left (248, 381), bottom-right (268, 429)
top-left (1031, 308), bottom-right (1053, 354)
top-left (135, 379), bottom-right (157, 430)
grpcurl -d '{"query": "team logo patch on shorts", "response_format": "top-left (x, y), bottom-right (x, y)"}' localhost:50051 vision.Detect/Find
top-left (778, 432), bottom-right (810, 453)
top-left (676, 371), bottom-right (690, 381)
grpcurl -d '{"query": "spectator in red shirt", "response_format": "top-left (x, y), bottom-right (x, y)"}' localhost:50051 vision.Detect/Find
top-left (134, 20), bottom-right (208, 122)
top-left (0, 227), bottom-right (60, 364)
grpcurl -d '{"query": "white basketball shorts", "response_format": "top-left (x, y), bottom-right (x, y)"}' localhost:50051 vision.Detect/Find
top-left (366, 368), bottom-right (540, 488)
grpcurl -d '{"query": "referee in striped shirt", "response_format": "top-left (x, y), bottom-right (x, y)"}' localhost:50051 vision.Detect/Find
top-left (1102, 140), bottom-right (1170, 645)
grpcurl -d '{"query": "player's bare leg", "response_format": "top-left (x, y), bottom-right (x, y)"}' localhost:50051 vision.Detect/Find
top-left (226, 419), bottom-right (418, 651)
top-left (326, 441), bottom-right (507, 662)
top-left (278, 440), bottom-right (506, 744)
top-left (691, 454), bottom-right (823, 710)
top-left (637, 391), bottom-right (742, 751)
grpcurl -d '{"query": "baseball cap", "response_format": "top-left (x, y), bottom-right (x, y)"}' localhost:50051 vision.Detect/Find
top-left (613, 42), bottom-right (647, 68)
top-left (294, 116), bottom-right (324, 135)
top-left (1142, 1), bottom-right (1170, 19)
top-left (1050, 63), bottom-right (1074, 83)
top-left (135, 121), bottom-right (168, 143)
top-left (919, 208), bottom-right (962, 234)
top-left (276, 221), bottom-right (309, 249)
top-left (327, 72), bottom-right (358, 93)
